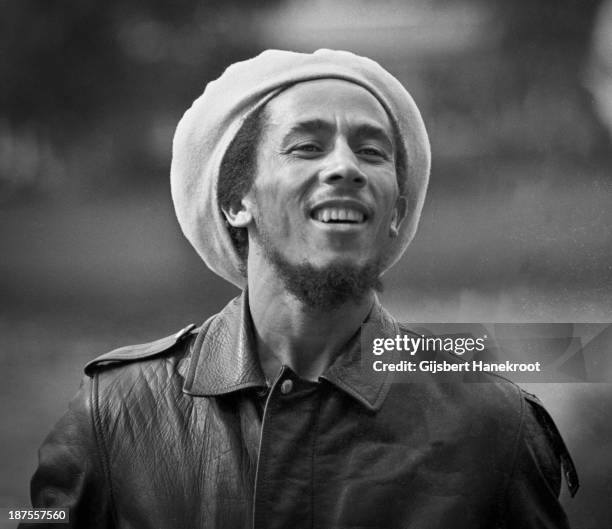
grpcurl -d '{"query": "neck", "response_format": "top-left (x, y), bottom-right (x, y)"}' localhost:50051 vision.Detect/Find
top-left (247, 255), bottom-right (375, 383)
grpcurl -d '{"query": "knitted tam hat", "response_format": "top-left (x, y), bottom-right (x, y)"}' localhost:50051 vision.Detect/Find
top-left (171, 49), bottom-right (431, 288)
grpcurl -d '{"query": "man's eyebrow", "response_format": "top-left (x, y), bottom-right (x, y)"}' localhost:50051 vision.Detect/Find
top-left (284, 119), bottom-right (334, 136)
top-left (352, 123), bottom-right (394, 148)
top-left (283, 119), bottom-right (394, 148)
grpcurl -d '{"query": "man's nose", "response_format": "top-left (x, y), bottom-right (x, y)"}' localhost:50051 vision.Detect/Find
top-left (319, 142), bottom-right (367, 188)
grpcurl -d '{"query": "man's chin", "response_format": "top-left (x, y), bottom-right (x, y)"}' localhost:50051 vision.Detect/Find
top-left (266, 249), bottom-right (383, 312)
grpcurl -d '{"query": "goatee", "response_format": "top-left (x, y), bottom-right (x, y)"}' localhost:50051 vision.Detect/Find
top-left (263, 242), bottom-right (383, 312)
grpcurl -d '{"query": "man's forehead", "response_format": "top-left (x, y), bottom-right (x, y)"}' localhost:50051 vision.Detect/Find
top-left (264, 79), bottom-right (393, 132)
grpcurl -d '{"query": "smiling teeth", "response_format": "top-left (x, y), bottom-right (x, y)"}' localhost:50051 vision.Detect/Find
top-left (314, 207), bottom-right (365, 223)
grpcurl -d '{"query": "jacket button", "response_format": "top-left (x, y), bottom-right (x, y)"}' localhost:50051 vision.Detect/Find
top-left (280, 379), bottom-right (294, 394)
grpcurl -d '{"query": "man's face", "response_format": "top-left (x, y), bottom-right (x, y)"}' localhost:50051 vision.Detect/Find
top-left (244, 79), bottom-right (406, 274)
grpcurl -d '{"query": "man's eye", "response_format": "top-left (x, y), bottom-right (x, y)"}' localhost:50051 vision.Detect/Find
top-left (294, 143), bottom-right (321, 153)
top-left (358, 147), bottom-right (384, 157)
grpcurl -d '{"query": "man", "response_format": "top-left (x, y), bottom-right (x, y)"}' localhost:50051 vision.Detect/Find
top-left (23, 49), bottom-right (577, 528)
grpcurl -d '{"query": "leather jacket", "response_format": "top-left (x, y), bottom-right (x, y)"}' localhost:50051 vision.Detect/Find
top-left (22, 293), bottom-right (578, 528)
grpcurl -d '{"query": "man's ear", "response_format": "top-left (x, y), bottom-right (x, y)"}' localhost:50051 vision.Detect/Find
top-left (389, 196), bottom-right (408, 238)
top-left (221, 198), bottom-right (254, 228)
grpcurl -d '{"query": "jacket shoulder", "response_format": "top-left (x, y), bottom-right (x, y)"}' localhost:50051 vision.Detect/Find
top-left (519, 388), bottom-right (580, 497)
top-left (84, 323), bottom-right (199, 376)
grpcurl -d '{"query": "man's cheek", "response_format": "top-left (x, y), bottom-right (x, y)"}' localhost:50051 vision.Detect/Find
top-left (259, 188), bottom-right (286, 215)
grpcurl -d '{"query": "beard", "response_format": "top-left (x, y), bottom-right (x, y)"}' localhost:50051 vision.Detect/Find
top-left (255, 221), bottom-right (384, 312)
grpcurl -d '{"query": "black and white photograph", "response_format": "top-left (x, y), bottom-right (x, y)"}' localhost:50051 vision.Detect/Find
top-left (1, 1), bottom-right (612, 528)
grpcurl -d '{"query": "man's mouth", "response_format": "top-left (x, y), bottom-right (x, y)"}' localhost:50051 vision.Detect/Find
top-left (312, 207), bottom-right (366, 224)
top-left (309, 200), bottom-right (370, 225)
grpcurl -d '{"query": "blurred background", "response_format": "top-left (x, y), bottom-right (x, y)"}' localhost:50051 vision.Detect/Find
top-left (1, 0), bottom-right (611, 527)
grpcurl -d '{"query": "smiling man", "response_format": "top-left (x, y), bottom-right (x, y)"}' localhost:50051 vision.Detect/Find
top-left (219, 78), bottom-right (409, 381)
top-left (23, 50), bottom-right (577, 529)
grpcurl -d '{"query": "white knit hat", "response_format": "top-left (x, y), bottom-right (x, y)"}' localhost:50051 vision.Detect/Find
top-left (171, 49), bottom-right (431, 288)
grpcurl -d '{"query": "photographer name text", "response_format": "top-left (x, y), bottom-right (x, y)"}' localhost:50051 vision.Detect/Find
top-left (372, 359), bottom-right (542, 373)
top-left (370, 334), bottom-right (541, 374)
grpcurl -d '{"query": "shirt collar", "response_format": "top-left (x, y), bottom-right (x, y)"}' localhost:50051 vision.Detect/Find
top-left (182, 290), bottom-right (399, 412)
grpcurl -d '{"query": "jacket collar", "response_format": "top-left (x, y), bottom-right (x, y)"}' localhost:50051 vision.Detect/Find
top-left (183, 291), bottom-right (399, 412)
